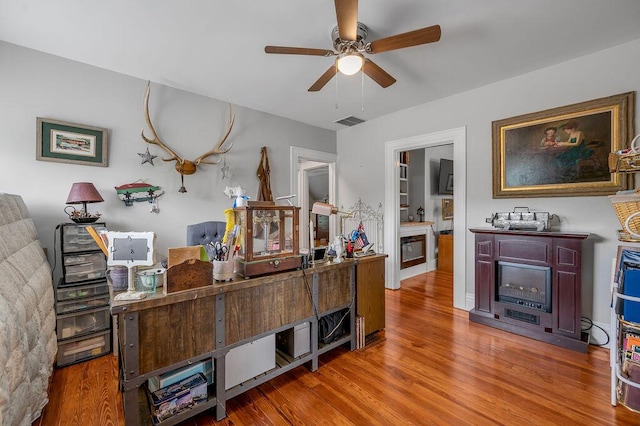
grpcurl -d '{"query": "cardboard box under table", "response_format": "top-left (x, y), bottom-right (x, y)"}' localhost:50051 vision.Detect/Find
top-left (276, 322), bottom-right (310, 358)
top-left (225, 334), bottom-right (275, 390)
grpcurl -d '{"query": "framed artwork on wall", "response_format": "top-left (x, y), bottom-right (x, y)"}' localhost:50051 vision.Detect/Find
top-left (442, 198), bottom-right (453, 220)
top-left (492, 92), bottom-right (634, 198)
top-left (36, 118), bottom-right (108, 167)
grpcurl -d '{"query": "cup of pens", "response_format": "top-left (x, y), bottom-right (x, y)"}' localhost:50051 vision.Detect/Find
top-left (211, 241), bottom-right (234, 281)
top-left (212, 260), bottom-right (234, 281)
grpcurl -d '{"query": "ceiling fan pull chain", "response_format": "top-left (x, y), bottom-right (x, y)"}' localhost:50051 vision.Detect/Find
top-left (361, 68), bottom-right (365, 112)
top-left (335, 62), bottom-right (339, 109)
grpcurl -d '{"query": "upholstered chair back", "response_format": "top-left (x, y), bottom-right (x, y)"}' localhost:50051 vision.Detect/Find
top-left (186, 221), bottom-right (226, 246)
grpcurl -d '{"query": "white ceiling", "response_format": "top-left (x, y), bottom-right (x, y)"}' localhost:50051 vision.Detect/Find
top-left (2, 0), bottom-right (640, 131)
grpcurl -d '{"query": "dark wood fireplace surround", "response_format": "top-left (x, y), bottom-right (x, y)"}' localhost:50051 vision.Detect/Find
top-left (469, 228), bottom-right (590, 352)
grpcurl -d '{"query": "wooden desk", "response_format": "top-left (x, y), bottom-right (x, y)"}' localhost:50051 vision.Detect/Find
top-left (110, 260), bottom-right (355, 425)
top-left (438, 233), bottom-right (453, 273)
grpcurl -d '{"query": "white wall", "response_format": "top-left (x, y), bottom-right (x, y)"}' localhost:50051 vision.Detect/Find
top-left (337, 38), bottom-right (640, 327)
top-left (0, 41), bottom-right (336, 282)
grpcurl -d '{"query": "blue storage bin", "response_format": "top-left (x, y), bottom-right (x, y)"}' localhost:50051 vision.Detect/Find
top-left (623, 268), bottom-right (640, 323)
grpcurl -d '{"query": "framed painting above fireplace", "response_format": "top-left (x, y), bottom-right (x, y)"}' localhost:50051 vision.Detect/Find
top-left (491, 92), bottom-right (634, 198)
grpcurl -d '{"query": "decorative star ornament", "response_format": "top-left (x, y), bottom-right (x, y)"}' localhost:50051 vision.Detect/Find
top-left (138, 147), bottom-right (157, 165)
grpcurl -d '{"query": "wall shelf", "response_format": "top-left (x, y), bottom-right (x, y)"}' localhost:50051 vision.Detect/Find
top-left (399, 152), bottom-right (409, 222)
top-left (611, 247), bottom-right (640, 412)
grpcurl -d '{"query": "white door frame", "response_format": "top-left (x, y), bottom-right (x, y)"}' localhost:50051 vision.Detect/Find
top-left (290, 147), bottom-right (337, 249)
top-left (384, 127), bottom-right (467, 310)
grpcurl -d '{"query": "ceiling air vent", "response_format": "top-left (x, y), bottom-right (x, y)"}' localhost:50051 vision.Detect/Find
top-left (334, 116), bottom-right (366, 127)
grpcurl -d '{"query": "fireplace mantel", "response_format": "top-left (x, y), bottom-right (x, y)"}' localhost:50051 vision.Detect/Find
top-left (468, 228), bottom-right (590, 352)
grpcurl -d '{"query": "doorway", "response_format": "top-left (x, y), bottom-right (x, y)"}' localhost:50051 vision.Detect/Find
top-left (290, 147), bottom-right (337, 250)
top-left (384, 127), bottom-right (467, 310)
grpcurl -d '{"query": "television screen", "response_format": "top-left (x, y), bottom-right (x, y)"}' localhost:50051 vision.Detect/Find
top-left (438, 158), bottom-right (453, 195)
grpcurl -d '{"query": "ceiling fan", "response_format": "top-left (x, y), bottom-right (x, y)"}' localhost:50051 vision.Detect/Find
top-left (264, 0), bottom-right (441, 92)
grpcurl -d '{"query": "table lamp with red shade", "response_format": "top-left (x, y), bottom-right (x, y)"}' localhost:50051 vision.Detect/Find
top-left (65, 182), bottom-right (104, 223)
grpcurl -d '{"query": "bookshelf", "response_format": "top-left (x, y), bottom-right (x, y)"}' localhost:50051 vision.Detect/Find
top-left (611, 246), bottom-right (640, 412)
top-left (399, 151), bottom-right (409, 222)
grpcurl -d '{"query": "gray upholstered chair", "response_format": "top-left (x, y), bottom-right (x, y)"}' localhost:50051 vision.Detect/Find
top-left (186, 221), bottom-right (226, 246)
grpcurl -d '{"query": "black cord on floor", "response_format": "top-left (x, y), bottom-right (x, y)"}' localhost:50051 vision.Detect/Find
top-left (581, 316), bottom-right (610, 347)
top-left (321, 306), bottom-right (351, 342)
top-left (301, 266), bottom-right (354, 343)
top-left (301, 267), bottom-right (319, 322)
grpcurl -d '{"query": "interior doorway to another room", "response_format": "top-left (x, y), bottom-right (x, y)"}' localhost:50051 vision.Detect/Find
top-left (307, 167), bottom-right (330, 247)
top-left (290, 147), bottom-right (337, 251)
top-left (398, 144), bottom-right (454, 277)
top-left (384, 127), bottom-right (467, 311)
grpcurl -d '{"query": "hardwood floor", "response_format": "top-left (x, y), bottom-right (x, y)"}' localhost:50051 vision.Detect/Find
top-left (38, 271), bottom-right (640, 425)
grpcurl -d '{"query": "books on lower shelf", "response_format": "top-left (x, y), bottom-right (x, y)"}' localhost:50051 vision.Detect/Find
top-left (148, 372), bottom-right (208, 424)
top-left (147, 360), bottom-right (214, 393)
top-left (618, 360), bottom-right (640, 412)
top-left (621, 320), bottom-right (640, 362)
top-left (618, 320), bottom-right (640, 411)
top-left (355, 315), bottom-right (365, 349)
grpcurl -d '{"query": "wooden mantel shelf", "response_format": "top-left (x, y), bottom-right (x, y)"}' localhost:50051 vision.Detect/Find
top-left (468, 227), bottom-right (590, 240)
top-left (400, 222), bottom-right (434, 239)
top-left (401, 221), bottom-right (435, 227)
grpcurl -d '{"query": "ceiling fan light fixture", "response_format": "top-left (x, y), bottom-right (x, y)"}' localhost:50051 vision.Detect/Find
top-left (337, 52), bottom-right (364, 75)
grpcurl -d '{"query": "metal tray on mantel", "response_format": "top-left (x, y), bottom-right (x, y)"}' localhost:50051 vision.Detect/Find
top-left (486, 207), bottom-right (555, 232)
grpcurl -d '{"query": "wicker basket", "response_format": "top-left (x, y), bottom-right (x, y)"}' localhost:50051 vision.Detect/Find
top-left (609, 151), bottom-right (640, 173)
top-left (610, 134), bottom-right (640, 173)
top-left (610, 192), bottom-right (640, 238)
top-left (617, 229), bottom-right (640, 243)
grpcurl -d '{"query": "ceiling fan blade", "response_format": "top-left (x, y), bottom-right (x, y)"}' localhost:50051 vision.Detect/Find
top-left (265, 46), bottom-right (336, 56)
top-left (335, 0), bottom-right (358, 41)
top-left (362, 59), bottom-right (396, 88)
top-left (308, 64), bottom-right (338, 92)
top-left (368, 24), bottom-right (441, 54)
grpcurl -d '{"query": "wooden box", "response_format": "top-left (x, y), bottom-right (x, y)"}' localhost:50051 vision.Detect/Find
top-left (234, 204), bottom-right (300, 277)
top-left (165, 259), bottom-right (213, 294)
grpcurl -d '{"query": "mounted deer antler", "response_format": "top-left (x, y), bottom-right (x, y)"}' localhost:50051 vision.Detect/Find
top-left (141, 81), bottom-right (235, 192)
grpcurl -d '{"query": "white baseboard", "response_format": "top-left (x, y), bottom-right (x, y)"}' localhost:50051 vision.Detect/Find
top-left (399, 262), bottom-right (428, 281)
top-left (464, 292), bottom-right (474, 311)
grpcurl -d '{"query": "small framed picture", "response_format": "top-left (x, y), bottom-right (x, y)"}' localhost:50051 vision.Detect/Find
top-left (36, 117), bottom-right (108, 167)
top-left (442, 198), bottom-right (453, 221)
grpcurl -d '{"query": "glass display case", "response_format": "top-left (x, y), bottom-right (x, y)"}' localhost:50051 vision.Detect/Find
top-left (234, 204), bottom-right (301, 277)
